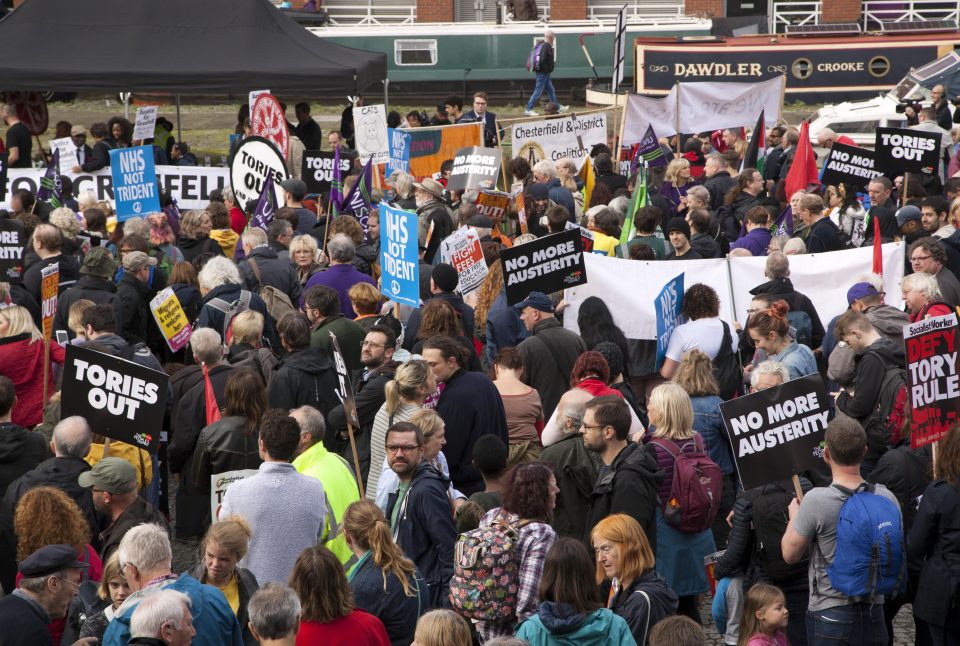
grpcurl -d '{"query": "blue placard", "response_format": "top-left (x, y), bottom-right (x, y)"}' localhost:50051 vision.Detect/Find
top-left (380, 204), bottom-right (420, 308)
top-left (386, 127), bottom-right (411, 176)
top-left (655, 273), bottom-right (684, 370)
top-left (110, 145), bottom-right (160, 221)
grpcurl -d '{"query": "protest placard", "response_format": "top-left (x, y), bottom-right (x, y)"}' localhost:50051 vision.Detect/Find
top-left (408, 123), bottom-right (483, 180)
top-left (61, 345), bottom-right (169, 453)
top-left (230, 137), bottom-right (288, 212)
top-left (301, 150), bottom-right (352, 194)
top-left (49, 138), bottom-right (73, 172)
top-left (720, 374), bottom-right (830, 490)
top-left (820, 143), bottom-right (884, 190)
top-left (354, 104), bottom-right (389, 165)
top-left (511, 113), bottom-right (607, 170)
top-left (447, 146), bottom-right (502, 192)
top-left (150, 287), bottom-right (192, 353)
top-left (252, 93), bottom-right (290, 160)
top-left (0, 152), bottom-right (7, 203)
top-left (440, 228), bottom-right (487, 295)
top-left (211, 469), bottom-right (258, 521)
top-left (475, 189), bottom-right (510, 222)
top-left (380, 204), bottom-right (420, 307)
top-left (564, 221), bottom-right (595, 253)
top-left (387, 128), bottom-right (412, 176)
top-left (249, 89), bottom-right (270, 121)
top-left (40, 263), bottom-right (58, 341)
top-left (132, 105), bottom-right (158, 141)
top-left (904, 313), bottom-right (960, 448)
top-left (330, 332), bottom-right (359, 430)
top-left (0, 219), bottom-right (24, 283)
top-left (874, 127), bottom-right (942, 176)
top-left (655, 273), bottom-right (684, 370)
top-left (501, 228), bottom-right (587, 305)
top-left (110, 145), bottom-right (161, 220)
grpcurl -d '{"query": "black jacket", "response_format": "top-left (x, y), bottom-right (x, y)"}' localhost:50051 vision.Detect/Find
top-left (99, 496), bottom-right (169, 562)
top-left (0, 422), bottom-right (46, 500)
top-left (518, 318), bottom-right (587, 419)
top-left (908, 479), bottom-right (960, 630)
top-left (836, 337), bottom-right (905, 458)
top-left (176, 235), bottom-right (224, 265)
top-left (704, 170), bottom-right (736, 211)
top-left (690, 232), bottom-right (721, 259)
top-left (417, 201), bottom-right (454, 265)
top-left (749, 277), bottom-right (826, 349)
top-left (116, 272), bottom-right (153, 346)
top-left (191, 562), bottom-right (261, 646)
top-left (541, 432), bottom-right (602, 539)
top-left (601, 570), bottom-right (678, 645)
top-left (868, 441), bottom-right (932, 533)
top-left (22, 253), bottom-right (81, 305)
top-left (327, 361), bottom-right (398, 480)
top-left (267, 346), bottom-right (340, 417)
top-left (386, 461), bottom-right (457, 609)
top-left (190, 415), bottom-right (263, 493)
top-left (238, 245), bottom-right (302, 307)
top-left (0, 592), bottom-right (53, 645)
top-left (806, 217), bottom-right (845, 254)
top-left (537, 40), bottom-right (555, 74)
top-left (81, 139), bottom-right (114, 172)
top-left (584, 442), bottom-right (661, 550)
top-left (402, 292), bottom-right (476, 351)
top-left (55, 275), bottom-right (124, 338)
top-left (350, 553), bottom-right (428, 646)
top-left (170, 364), bottom-right (237, 474)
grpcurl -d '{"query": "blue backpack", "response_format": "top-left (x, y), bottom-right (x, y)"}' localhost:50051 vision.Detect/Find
top-left (826, 483), bottom-right (906, 597)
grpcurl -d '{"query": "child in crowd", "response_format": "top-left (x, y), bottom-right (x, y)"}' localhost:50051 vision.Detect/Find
top-left (738, 583), bottom-right (789, 646)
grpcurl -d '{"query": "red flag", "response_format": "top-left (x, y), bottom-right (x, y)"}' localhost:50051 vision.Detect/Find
top-left (872, 214), bottom-right (883, 275)
top-left (784, 121), bottom-right (820, 201)
top-left (202, 362), bottom-right (221, 425)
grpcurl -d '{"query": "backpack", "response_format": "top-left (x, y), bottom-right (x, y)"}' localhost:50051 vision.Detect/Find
top-left (526, 41), bottom-right (545, 73)
top-left (713, 321), bottom-right (741, 400)
top-left (208, 289), bottom-right (253, 344)
top-left (651, 435), bottom-right (722, 534)
top-left (786, 310), bottom-right (813, 348)
top-left (751, 483), bottom-right (809, 584)
top-left (826, 483), bottom-right (906, 597)
top-left (449, 513), bottom-right (531, 621)
top-left (861, 357), bottom-right (908, 456)
top-left (247, 257), bottom-right (296, 324)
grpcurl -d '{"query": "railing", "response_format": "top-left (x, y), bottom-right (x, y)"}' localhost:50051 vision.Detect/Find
top-left (862, 0), bottom-right (960, 30)
top-left (588, 2), bottom-right (686, 23)
top-left (325, 5), bottom-right (416, 26)
top-left (770, 1), bottom-right (822, 33)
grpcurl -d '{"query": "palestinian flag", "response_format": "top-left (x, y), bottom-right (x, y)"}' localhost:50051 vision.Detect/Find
top-left (740, 109), bottom-right (766, 176)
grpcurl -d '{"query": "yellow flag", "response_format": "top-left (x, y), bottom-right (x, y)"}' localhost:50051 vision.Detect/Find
top-left (579, 156), bottom-right (594, 211)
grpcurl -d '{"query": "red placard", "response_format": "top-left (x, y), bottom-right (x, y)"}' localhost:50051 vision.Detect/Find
top-left (251, 93), bottom-right (289, 160)
top-left (904, 313), bottom-right (960, 448)
top-left (9, 91), bottom-right (48, 136)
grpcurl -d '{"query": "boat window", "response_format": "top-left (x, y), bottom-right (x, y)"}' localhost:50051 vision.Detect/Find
top-left (395, 40), bottom-right (437, 66)
top-left (830, 120), bottom-right (880, 134)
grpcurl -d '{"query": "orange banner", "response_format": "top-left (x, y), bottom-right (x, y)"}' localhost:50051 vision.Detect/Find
top-left (408, 123), bottom-right (482, 181)
top-left (40, 263), bottom-right (59, 342)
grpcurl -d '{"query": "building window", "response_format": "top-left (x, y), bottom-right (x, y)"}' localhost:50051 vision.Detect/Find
top-left (395, 40), bottom-right (437, 66)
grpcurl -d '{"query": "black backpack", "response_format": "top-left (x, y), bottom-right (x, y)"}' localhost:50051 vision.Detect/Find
top-left (751, 483), bottom-right (809, 584)
top-left (713, 321), bottom-right (741, 400)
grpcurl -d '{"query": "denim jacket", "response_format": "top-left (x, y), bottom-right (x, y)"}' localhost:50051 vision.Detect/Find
top-left (690, 395), bottom-right (734, 475)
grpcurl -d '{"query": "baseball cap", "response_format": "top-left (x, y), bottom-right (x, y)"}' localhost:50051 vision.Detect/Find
top-left (70, 125), bottom-right (87, 137)
top-left (280, 178), bottom-right (307, 200)
top-left (122, 250), bottom-right (157, 272)
top-left (895, 205), bottom-right (921, 228)
top-left (846, 282), bottom-right (879, 306)
top-left (78, 457), bottom-right (138, 494)
top-left (518, 291), bottom-right (554, 313)
top-left (20, 545), bottom-right (89, 578)
top-left (80, 247), bottom-right (119, 278)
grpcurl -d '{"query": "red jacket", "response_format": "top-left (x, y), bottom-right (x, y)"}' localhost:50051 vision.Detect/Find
top-left (576, 377), bottom-right (624, 399)
top-left (296, 611), bottom-right (390, 646)
top-left (229, 205), bottom-right (248, 235)
top-left (0, 334), bottom-right (65, 428)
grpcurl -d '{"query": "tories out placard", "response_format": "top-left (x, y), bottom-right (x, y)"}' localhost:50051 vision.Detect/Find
top-left (501, 228), bottom-right (587, 305)
top-left (0, 219), bottom-right (24, 283)
top-left (820, 143), bottom-right (884, 190)
top-left (874, 127), bottom-right (942, 176)
top-left (655, 273), bottom-right (684, 370)
top-left (110, 146), bottom-right (160, 220)
top-left (475, 190), bottom-right (510, 222)
top-left (446, 147), bottom-right (502, 192)
top-left (380, 204), bottom-right (420, 307)
top-left (904, 313), bottom-right (960, 448)
top-left (230, 137), bottom-right (289, 212)
top-left (301, 150), bottom-right (352, 194)
top-left (720, 374), bottom-right (830, 490)
top-left (61, 345), bottom-right (169, 453)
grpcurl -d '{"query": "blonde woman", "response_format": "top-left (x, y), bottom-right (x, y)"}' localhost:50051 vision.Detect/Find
top-left (658, 158), bottom-right (697, 218)
top-left (412, 610), bottom-right (472, 646)
top-left (176, 209), bottom-right (223, 263)
top-left (556, 157), bottom-right (584, 220)
top-left (367, 360), bottom-right (435, 501)
top-left (289, 234), bottom-right (323, 286)
top-left (0, 305), bottom-right (65, 427)
top-left (643, 382), bottom-right (716, 624)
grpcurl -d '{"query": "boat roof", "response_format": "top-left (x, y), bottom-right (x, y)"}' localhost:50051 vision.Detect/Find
top-left (309, 18), bottom-right (711, 38)
top-left (633, 31), bottom-right (960, 46)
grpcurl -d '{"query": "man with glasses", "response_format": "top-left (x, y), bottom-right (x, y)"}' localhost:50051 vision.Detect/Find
top-left (79, 457), bottom-right (168, 562)
top-left (384, 421), bottom-right (456, 610)
top-left (580, 395), bottom-right (659, 548)
top-left (0, 544), bottom-right (88, 644)
top-left (930, 84), bottom-right (954, 131)
top-left (458, 91), bottom-right (500, 148)
top-left (908, 237), bottom-right (960, 307)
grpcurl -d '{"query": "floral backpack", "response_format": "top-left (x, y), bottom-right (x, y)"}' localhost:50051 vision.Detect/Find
top-left (449, 512), bottom-right (530, 621)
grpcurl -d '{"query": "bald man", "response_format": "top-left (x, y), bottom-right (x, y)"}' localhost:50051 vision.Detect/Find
top-left (815, 128), bottom-right (857, 149)
top-left (931, 84), bottom-right (954, 131)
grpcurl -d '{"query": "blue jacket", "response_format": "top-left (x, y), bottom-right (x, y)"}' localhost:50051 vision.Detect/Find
top-left (690, 395), bottom-right (734, 475)
top-left (544, 178), bottom-right (577, 220)
top-left (729, 226), bottom-right (771, 257)
top-left (349, 552), bottom-right (429, 646)
top-left (483, 291), bottom-right (527, 368)
top-left (386, 461), bottom-right (457, 609)
top-left (103, 574), bottom-right (243, 646)
top-left (516, 603), bottom-right (637, 646)
top-left (771, 341), bottom-right (818, 381)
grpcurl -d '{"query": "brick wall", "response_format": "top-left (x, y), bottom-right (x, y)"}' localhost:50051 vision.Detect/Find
top-left (417, 0), bottom-right (454, 22)
top-left (822, 0), bottom-right (862, 23)
top-left (551, 0), bottom-right (587, 20)
top-left (684, 0), bottom-right (723, 17)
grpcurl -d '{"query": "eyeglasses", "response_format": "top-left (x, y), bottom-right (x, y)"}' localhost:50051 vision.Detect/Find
top-left (362, 341), bottom-right (385, 349)
top-left (56, 576), bottom-right (81, 590)
top-left (385, 445), bottom-right (421, 454)
top-left (911, 255), bottom-right (932, 263)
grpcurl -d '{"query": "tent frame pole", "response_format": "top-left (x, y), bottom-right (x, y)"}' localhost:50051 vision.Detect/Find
top-left (176, 94), bottom-right (182, 142)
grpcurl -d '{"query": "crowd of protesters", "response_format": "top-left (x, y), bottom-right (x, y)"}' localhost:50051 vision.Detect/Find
top-left (0, 87), bottom-right (959, 646)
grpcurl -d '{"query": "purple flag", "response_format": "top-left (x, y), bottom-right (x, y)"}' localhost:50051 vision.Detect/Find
top-left (772, 206), bottom-right (794, 237)
top-left (331, 145), bottom-right (343, 214)
top-left (632, 124), bottom-right (668, 174)
top-left (249, 175), bottom-right (277, 231)
top-left (342, 158), bottom-right (372, 217)
top-left (37, 150), bottom-right (63, 208)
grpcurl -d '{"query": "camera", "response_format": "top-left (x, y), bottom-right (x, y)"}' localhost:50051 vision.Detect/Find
top-left (895, 100), bottom-right (922, 114)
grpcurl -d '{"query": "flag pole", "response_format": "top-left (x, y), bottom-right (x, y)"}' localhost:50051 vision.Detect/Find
top-left (41, 338), bottom-right (50, 406)
top-left (346, 420), bottom-right (365, 498)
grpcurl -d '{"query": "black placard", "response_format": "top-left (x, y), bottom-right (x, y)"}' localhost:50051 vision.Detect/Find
top-left (329, 332), bottom-right (359, 429)
top-left (0, 219), bottom-right (25, 283)
top-left (0, 152), bottom-right (7, 202)
top-left (500, 228), bottom-right (587, 306)
top-left (719, 374), bottom-right (829, 490)
top-left (874, 127), bottom-right (942, 176)
top-left (446, 146), bottom-right (502, 192)
top-left (820, 142), bottom-right (884, 190)
top-left (61, 345), bottom-right (169, 453)
top-left (301, 150), bottom-right (354, 194)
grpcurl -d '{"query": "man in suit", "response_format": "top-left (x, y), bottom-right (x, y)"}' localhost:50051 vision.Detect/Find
top-left (458, 92), bottom-right (501, 148)
top-left (70, 125), bottom-right (93, 168)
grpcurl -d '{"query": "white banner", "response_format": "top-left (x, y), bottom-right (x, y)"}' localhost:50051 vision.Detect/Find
top-left (1, 165), bottom-right (229, 211)
top-left (564, 243), bottom-right (904, 341)
top-left (511, 112), bottom-right (608, 171)
top-left (622, 77), bottom-right (784, 143)
top-left (132, 106), bottom-right (159, 141)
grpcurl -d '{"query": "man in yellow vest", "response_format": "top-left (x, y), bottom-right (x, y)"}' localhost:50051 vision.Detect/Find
top-left (289, 406), bottom-right (361, 565)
